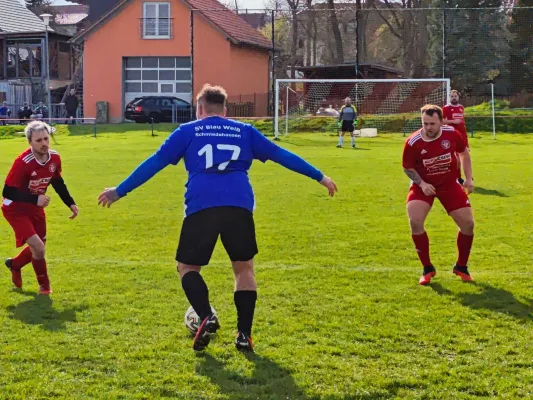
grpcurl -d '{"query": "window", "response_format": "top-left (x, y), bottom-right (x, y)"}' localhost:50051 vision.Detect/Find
top-left (159, 70), bottom-right (175, 80)
top-left (126, 82), bottom-right (142, 92)
top-left (175, 70), bottom-right (191, 80)
top-left (142, 82), bottom-right (158, 93)
top-left (176, 83), bottom-right (191, 93)
top-left (126, 70), bottom-right (142, 80)
top-left (159, 58), bottom-right (175, 68)
top-left (126, 58), bottom-right (142, 68)
top-left (143, 3), bottom-right (171, 38)
top-left (161, 84), bottom-right (174, 93)
top-left (176, 57), bottom-right (191, 68)
top-left (173, 98), bottom-right (189, 107)
top-left (125, 57), bottom-right (192, 100)
top-left (142, 70), bottom-right (158, 80)
top-left (142, 98), bottom-right (159, 107)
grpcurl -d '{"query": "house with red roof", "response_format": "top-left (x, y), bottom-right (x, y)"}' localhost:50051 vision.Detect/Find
top-left (72, 0), bottom-right (272, 122)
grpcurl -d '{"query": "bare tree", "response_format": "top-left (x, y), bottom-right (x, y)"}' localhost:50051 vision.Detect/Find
top-left (218, 0), bottom-right (245, 11)
top-left (327, 0), bottom-right (344, 63)
top-left (370, 0), bottom-right (432, 76)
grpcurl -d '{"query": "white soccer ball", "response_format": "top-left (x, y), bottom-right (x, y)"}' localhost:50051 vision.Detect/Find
top-left (184, 306), bottom-right (217, 336)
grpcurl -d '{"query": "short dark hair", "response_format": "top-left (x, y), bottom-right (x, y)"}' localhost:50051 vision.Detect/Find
top-left (196, 84), bottom-right (227, 113)
top-left (421, 104), bottom-right (443, 121)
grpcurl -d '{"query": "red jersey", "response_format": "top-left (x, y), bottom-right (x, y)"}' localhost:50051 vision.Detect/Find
top-left (403, 125), bottom-right (467, 188)
top-left (2, 148), bottom-right (62, 213)
top-left (443, 104), bottom-right (468, 141)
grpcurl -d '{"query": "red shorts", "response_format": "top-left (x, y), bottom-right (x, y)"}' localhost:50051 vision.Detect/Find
top-left (407, 181), bottom-right (471, 214)
top-left (2, 205), bottom-right (46, 247)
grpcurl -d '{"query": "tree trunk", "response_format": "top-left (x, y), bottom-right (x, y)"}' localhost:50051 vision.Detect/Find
top-left (290, 8), bottom-right (299, 78)
top-left (305, 0), bottom-right (315, 66)
top-left (327, 0), bottom-right (344, 64)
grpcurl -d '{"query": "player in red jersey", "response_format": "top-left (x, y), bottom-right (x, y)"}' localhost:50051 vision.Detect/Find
top-left (443, 90), bottom-right (469, 184)
top-left (2, 121), bottom-right (78, 294)
top-left (403, 105), bottom-right (475, 285)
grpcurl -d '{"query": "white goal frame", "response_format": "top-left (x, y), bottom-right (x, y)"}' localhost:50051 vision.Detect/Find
top-left (274, 78), bottom-right (452, 139)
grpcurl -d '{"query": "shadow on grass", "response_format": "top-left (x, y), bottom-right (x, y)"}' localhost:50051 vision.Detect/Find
top-left (430, 282), bottom-right (533, 319)
top-left (6, 291), bottom-right (88, 331)
top-left (196, 352), bottom-right (409, 399)
top-left (475, 186), bottom-right (508, 197)
top-left (196, 353), bottom-right (310, 400)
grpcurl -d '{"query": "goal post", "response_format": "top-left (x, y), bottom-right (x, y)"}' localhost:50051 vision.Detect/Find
top-left (274, 78), bottom-right (451, 139)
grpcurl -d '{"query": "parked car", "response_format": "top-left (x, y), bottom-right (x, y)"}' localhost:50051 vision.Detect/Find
top-left (125, 96), bottom-right (193, 123)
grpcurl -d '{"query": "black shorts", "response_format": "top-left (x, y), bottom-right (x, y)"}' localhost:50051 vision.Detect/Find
top-left (176, 206), bottom-right (258, 266)
top-left (341, 120), bottom-right (355, 132)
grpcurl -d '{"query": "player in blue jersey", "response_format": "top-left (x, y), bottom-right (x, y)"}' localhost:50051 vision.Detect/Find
top-left (98, 84), bottom-right (337, 352)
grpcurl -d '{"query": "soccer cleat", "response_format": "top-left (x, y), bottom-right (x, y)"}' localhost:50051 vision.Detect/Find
top-left (39, 283), bottom-right (52, 295)
top-left (336, 144), bottom-right (342, 148)
top-left (235, 332), bottom-right (254, 353)
top-left (5, 258), bottom-right (22, 288)
top-left (453, 265), bottom-right (472, 282)
top-left (419, 265), bottom-right (436, 286)
top-left (193, 314), bottom-right (220, 351)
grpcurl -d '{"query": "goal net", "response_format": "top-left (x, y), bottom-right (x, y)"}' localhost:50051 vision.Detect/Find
top-left (274, 79), bottom-right (451, 138)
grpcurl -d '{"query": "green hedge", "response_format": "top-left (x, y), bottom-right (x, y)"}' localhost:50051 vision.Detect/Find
top-left (0, 125), bottom-right (26, 138)
top-left (2, 115), bottom-right (533, 139)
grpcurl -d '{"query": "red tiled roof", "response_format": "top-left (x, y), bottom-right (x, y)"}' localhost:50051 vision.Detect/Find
top-left (72, 0), bottom-right (271, 50)
top-left (187, 0), bottom-right (271, 49)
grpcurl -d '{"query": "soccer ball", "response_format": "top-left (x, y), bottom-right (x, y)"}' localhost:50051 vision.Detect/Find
top-left (184, 306), bottom-right (217, 336)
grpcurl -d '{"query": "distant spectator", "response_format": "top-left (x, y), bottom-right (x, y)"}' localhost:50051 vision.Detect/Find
top-left (18, 102), bottom-right (33, 124)
top-left (65, 88), bottom-right (79, 124)
top-left (32, 102), bottom-right (49, 120)
top-left (316, 103), bottom-right (339, 117)
top-left (0, 101), bottom-right (11, 125)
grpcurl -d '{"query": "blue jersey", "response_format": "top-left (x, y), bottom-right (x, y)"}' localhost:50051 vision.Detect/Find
top-left (116, 116), bottom-right (323, 217)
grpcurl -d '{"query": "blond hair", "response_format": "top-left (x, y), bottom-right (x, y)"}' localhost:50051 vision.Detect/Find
top-left (25, 121), bottom-right (52, 141)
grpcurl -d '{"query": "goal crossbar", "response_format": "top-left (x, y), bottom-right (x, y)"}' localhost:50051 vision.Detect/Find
top-left (274, 78), bottom-right (451, 138)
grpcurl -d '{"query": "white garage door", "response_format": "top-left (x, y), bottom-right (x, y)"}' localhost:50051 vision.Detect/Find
top-left (124, 56), bottom-right (192, 107)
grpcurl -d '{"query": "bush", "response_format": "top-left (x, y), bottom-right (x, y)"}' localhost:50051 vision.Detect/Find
top-left (0, 125), bottom-right (26, 138)
top-left (3, 113), bottom-right (533, 139)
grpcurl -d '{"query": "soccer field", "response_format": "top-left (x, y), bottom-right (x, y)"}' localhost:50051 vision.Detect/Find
top-left (1, 130), bottom-right (532, 399)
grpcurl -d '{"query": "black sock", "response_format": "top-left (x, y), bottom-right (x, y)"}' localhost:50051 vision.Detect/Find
top-left (181, 271), bottom-right (212, 321)
top-left (234, 290), bottom-right (257, 336)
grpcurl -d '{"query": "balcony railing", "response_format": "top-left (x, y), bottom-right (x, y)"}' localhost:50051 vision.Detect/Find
top-left (139, 18), bottom-right (174, 39)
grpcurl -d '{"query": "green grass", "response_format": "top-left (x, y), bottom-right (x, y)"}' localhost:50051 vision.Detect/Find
top-left (1, 130), bottom-right (533, 399)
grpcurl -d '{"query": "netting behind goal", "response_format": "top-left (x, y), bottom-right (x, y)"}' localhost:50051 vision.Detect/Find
top-left (275, 79), bottom-right (451, 138)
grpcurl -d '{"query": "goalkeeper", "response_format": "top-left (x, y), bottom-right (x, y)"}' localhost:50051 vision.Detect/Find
top-left (336, 97), bottom-right (357, 148)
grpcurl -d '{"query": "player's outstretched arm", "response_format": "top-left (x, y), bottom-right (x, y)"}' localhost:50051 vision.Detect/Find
top-left (51, 177), bottom-right (78, 219)
top-left (97, 153), bottom-right (170, 208)
top-left (251, 128), bottom-right (337, 196)
top-left (98, 127), bottom-right (189, 208)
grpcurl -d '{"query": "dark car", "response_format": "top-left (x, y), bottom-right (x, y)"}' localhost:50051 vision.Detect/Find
top-left (125, 96), bottom-right (193, 123)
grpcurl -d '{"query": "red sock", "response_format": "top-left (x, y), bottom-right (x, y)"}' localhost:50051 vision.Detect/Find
top-left (12, 246), bottom-right (33, 270)
top-left (457, 232), bottom-right (474, 266)
top-left (412, 232), bottom-right (432, 267)
top-left (31, 258), bottom-right (49, 285)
